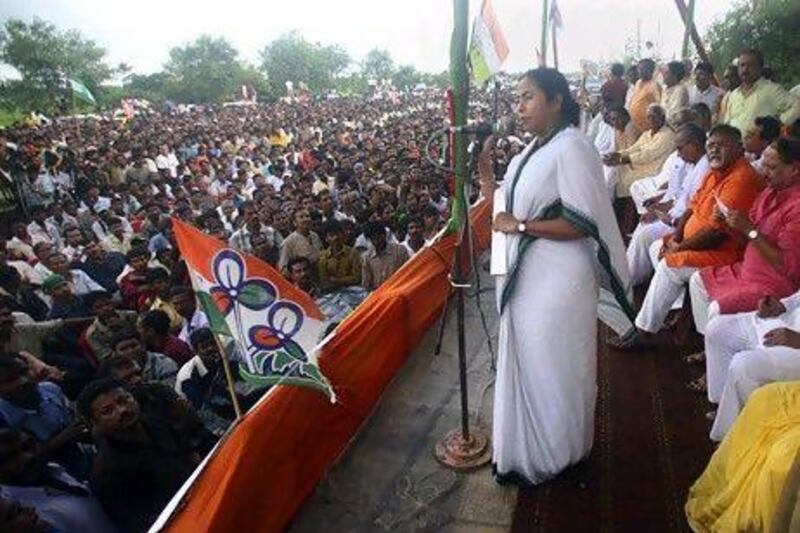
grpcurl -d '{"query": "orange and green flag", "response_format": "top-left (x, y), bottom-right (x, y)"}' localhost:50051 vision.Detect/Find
top-left (468, 0), bottom-right (509, 84)
top-left (172, 217), bottom-right (334, 400)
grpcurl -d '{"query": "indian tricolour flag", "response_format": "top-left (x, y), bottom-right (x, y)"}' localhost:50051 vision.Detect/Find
top-left (172, 217), bottom-right (335, 401)
top-left (469, 0), bottom-right (509, 85)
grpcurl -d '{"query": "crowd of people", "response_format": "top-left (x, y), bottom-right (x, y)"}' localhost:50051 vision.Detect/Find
top-left (0, 88), bottom-right (480, 532)
top-left (586, 49), bottom-right (800, 531)
top-left (1, 43), bottom-right (799, 531)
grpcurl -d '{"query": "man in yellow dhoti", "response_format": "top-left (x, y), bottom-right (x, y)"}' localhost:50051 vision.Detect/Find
top-left (686, 381), bottom-right (800, 532)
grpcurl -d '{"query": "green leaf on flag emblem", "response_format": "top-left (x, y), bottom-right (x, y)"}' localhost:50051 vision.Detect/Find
top-left (238, 282), bottom-right (275, 309)
top-left (197, 291), bottom-right (233, 337)
top-left (271, 351), bottom-right (294, 372)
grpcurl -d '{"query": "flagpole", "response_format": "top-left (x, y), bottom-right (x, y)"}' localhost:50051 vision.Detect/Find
top-left (540, 0), bottom-right (550, 67)
top-left (213, 334), bottom-right (244, 420)
top-left (551, 18), bottom-right (559, 70)
top-left (681, 0), bottom-right (695, 59)
top-left (434, 0), bottom-right (491, 472)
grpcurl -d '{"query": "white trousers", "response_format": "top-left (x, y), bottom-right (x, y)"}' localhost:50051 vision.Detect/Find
top-left (705, 312), bottom-right (760, 403)
top-left (709, 346), bottom-right (800, 441)
top-left (627, 221), bottom-right (673, 286)
top-left (688, 272), bottom-right (719, 335)
top-left (630, 176), bottom-right (666, 214)
top-left (603, 165), bottom-right (619, 201)
top-left (635, 244), bottom-right (697, 333)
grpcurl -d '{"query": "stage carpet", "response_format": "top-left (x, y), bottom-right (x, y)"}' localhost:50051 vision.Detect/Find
top-left (511, 328), bottom-right (716, 532)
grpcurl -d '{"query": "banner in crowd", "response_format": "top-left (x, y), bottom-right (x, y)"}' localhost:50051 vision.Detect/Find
top-left (69, 78), bottom-right (96, 105)
top-left (172, 218), bottom-right (335, 400)
top-left (468, 0), bottom-right (509, 84)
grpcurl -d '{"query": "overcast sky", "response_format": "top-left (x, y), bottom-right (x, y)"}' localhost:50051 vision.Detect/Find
top-left (0, 0), bottom-right (734, 75)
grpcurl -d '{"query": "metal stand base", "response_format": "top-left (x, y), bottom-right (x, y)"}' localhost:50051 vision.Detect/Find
top-left (434, 428), bottom-right (491, 471)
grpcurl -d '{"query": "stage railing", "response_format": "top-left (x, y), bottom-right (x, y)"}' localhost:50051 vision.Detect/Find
top-left (160, 201), bottom-right (492, 533)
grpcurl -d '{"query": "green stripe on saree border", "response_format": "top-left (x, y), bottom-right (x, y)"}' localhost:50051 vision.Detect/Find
top-left (499, 200), bottom-right (562, 311)
top-left (559, 203), bottom-right (637, 323)
top-left (499, 201), bottom-right (636, 329)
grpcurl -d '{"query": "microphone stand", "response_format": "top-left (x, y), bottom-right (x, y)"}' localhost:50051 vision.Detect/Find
top-left (433, 0), bottom-right (491, 472)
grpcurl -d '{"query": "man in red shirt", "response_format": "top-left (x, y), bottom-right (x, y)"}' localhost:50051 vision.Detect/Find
top-left (601, 63), bottom-right (628, 109)
top-left (137, 309), bottom-right (194, 366)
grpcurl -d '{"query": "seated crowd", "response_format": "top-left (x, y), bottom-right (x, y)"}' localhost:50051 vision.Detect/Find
top-left (2, 44), bottom-right (798, 531)
top-left (591, 49), bottom-right (800, 530)
top-left (0, 89), bottom-right (467, 531)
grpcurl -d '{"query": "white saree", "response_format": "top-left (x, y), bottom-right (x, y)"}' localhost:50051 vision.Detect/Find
top-left (492, 127), bottom-right (634, 485)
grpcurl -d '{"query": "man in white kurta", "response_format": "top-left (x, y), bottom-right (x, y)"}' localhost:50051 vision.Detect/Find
top-left (704, 290), bottom-right (800, 441)
top-left (627, 124), bottom-right (709, 285)
top-left (593, 112), bottom-right (616, 198)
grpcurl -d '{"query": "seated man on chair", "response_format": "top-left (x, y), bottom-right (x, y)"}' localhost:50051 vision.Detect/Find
top-left (604, 104), bottom-right (676, 203)
top-left (703, 291), bottom-right (800, 441)
top-left (627, 123), bottom-right (710, 285)
top-left (610, 124), bottom-right (764, 350)
top-left (628, 108), bottom-right (700, 216)
top-left (689, 137), bottom-right (800, 335)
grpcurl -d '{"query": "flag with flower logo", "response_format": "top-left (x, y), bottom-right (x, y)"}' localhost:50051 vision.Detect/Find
top-left (172, 218), bottom-right (334, 400)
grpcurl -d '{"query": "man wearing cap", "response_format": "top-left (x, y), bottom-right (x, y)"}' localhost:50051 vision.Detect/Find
top-left (43, 274), bottom-right (91, 320)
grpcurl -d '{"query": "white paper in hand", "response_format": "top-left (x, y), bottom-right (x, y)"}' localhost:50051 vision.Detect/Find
top-left (490, 187), bottom-right (508, 276)
top-left (715, 193), bottom-right (730, 217)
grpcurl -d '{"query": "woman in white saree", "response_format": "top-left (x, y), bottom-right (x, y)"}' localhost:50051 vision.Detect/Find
top-left (479, 69), bottom-right (636, 486)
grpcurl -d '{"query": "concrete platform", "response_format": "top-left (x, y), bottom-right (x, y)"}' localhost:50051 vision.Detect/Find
top-left (290, 271), bottom-right (515, 532)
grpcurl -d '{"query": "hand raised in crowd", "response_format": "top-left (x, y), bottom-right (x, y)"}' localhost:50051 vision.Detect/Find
top-left (723, 209), bottom-right (754, 235)
top-left (763, 327), bottom-right (800, 349)
top-left (756, 295), bottom-right (786, 318)
top-left (492, 211), bottom-right (521, 234)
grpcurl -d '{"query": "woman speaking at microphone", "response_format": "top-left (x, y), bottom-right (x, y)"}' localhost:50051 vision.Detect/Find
top-left (479, 68), bottom-right (635, 486)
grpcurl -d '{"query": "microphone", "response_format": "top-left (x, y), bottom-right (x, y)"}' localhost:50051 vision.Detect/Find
top-left (450, 117), bottom-right (513, 137)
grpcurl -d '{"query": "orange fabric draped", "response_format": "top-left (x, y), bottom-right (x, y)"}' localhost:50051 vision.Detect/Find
top-left (161, 201), bottom-right (492, 533)
top-left (665, 158), bottom-right (764, 268)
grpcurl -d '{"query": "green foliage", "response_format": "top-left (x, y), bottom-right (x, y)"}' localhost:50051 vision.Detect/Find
top-left (163, 35), bottom-right (261, 104)
top-left (0, 108), bottom-right (24, 127)
top-left (392, 65), bottom-right (420, 90)
top-left (0, 18), bottom-right (115, 113)
top-left (362, 48), bottom-right (394, 81)
top-left (124, 72), bottom-right (171, 104)
top-left (706, 0), bottom-right (800, 86)
top-left (1, 17), bottom-right (451, 111)
top-left (260, 32), bottom-right (350, 98)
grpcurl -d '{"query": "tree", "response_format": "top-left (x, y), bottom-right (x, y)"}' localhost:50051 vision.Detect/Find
top-left (124, 72), bottom-right (172, 103)
top-left (392, 64), bottom-right (421, 90)
top-left (0, 18), bottom-right (114, 113)
top-left (362, 48), bottom-right (394, 81)
top-left (706, 0), bottom-right (800, 86)
top-left (163, 35), bottom-right (248, 103)
top-left (260, 32), bottom-right (350, 98)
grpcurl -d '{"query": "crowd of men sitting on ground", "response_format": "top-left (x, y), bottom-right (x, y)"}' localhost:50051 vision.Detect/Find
top-left (0, 46), bottom-right (799, 531)
top-left (0, 88), bottom-right (484, 532)
top-left (588, 49), bottom-right (800, 529)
